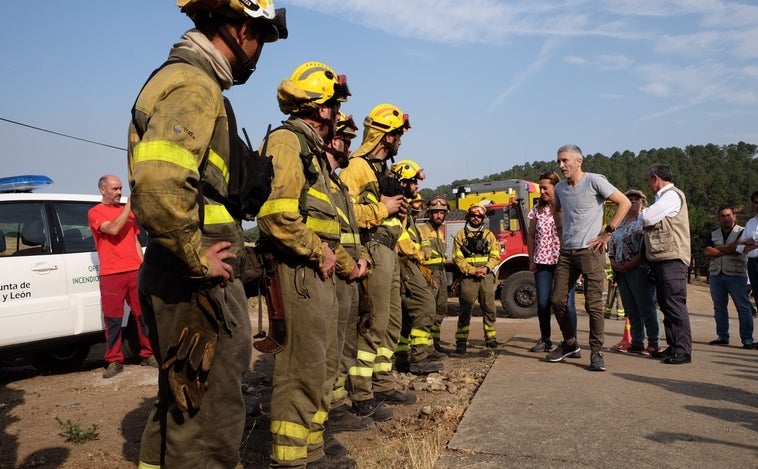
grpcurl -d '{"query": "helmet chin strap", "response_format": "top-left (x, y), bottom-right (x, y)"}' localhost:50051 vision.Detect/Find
top-left (217, 23), bottom-right (257, 85)
top-left (324, 146), bottom-right (349, 166)
top-left (383, 136), bottom-right (398, 161)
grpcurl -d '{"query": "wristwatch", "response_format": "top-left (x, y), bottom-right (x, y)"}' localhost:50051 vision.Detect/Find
top-left (604, 224), bottom-right (615, 234)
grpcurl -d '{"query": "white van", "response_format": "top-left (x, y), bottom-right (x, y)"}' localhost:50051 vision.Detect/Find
top-left (0, 184), bottom-right (143, 372)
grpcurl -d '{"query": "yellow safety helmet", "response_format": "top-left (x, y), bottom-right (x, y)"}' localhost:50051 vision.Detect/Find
top-left (364, 103), bottom-right (410, 134)
top-left (426, 196), bottom-right (449, 212)
top-left (177, 0), bottom-right (287, 42)
top-left (335, 112), bottom-right (358, 139)
top-left (409, 194), bottom-right (425, 212)
top-left (468, 203), bottom-right (487, 218)
top-left (391, 159), bottom-right (425, 181)
top-left (277, 61), bottom-right (350, 114)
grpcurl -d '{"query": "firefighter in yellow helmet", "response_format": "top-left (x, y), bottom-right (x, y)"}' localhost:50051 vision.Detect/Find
top-left (409, 193), bottom-right (425, 220)
top-left (128, 1), bottom-right (286, 467)
top-left (256, 61), bottom-right (359, 468)
top-left (340, 104), bottom-right (414, 421)
top-left (418, 196), bottom-right (451, 352)
top-left (392, 159), bottom-right (446, 374)
top-left (452, 203), bottom-right (502, 354)
top-left (322, 112), bottom-right (375, 433)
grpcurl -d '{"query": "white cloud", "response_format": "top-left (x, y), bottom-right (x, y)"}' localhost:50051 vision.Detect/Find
top-left (564, 55), bottom-right (586, 65)
top-left (654, 31), bottom-right (721, 57)
top-left (596, 54), bottom-right (633, 71)
top-left (639, 82), bottom-right (671, 98)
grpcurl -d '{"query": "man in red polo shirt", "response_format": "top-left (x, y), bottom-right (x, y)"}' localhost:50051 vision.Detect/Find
top-left (88, 174), bottom-right (156, 378)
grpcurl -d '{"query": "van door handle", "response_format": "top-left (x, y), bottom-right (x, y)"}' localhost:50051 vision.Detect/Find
top-left (31, 263), bottom-right (59, 272)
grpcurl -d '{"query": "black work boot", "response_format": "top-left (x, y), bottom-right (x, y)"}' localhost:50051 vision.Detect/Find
top-left (409, 356), bottom-right (444, 374)
top-left (325, 404), bottom-right (374, 433)
top-left (434, 341), bottom-right (452, 354)
top-left (352, 398), bottom-right (393, 421)
top-left (323, 431), bottom-right (349, 458)
top-left (374, 389), bottom-right (417, 405)
top-left (307, 454), bottom-right (357, 469)
top-left (454, 341), bottom-right (467, 355)
top-left (394, 352), bottom-right (410, 373)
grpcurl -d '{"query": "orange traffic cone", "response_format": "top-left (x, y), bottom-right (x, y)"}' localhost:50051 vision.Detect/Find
top-left (609, 318), bottom-right (632, 353)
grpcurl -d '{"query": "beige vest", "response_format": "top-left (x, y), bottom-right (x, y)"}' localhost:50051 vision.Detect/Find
top-left (644, 186), bottom-right (691, 265)
top-left (708, 225), bottom-right (747, 276)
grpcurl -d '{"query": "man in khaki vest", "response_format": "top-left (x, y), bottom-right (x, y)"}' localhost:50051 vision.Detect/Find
top-left (641, 163), bottom-right (693, 364)
top-left (704, 205), bottom-right (755, 348)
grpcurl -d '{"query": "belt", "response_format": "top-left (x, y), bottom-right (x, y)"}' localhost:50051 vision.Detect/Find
top-left (748, 258), bottom-right (758, 263)
top-left (361, 230), bottom-right (397, 250)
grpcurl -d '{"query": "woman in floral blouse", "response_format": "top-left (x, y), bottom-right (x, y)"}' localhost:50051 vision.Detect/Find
top-left (527, 171), bottom-right (578, 353)
top-left (607, 189), bottom-right (660, 355)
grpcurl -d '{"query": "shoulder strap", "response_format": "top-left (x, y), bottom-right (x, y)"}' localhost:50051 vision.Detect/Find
top-left (274, 122), bottom-right (320, 223)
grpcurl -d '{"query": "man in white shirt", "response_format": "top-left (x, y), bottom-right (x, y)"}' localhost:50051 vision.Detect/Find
top-left (736, 191), bottom-right (758, 349)
top-left (640, 164), bottom-right (693, 364)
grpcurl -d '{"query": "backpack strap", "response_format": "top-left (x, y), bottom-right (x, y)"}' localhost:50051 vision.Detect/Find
top-left (274, 122), bottom-right (320, 223)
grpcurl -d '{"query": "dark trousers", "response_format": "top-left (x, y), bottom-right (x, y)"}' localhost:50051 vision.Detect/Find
top-left (651, 259), bottom-right (692, 355)
top-left (551, 248), bottom-right (606, 352)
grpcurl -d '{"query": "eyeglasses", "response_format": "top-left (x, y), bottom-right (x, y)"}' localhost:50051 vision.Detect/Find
top-left (469, 214), bottom-right (484, 219)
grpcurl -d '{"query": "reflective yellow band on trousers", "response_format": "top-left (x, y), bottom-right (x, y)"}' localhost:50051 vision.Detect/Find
top-left (348, 365), bottom-right (373, 377)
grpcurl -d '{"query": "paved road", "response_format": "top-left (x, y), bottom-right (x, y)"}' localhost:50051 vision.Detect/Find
top-left (436, 281), bottom-right (758, 468)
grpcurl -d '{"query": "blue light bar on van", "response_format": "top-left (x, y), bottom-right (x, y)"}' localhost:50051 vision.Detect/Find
top-left (0, 175), bottom-right (54, 193)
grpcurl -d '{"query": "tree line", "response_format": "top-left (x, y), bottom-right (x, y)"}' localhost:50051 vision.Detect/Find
top-left (419, 142), bottom-right (758, 275)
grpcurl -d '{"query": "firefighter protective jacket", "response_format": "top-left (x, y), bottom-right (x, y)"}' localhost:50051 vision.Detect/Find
top-left (128, 46), bottom-right (243, 281)
top-left (418, 221), bottom-right (446, 269)
top-left (453, 227), bottom-right (500, 276)
top-left (329, 171), bottom-right (365, 276)
top-left (257, 118), bottom-right (352, 274)
top-left (398, 214), bottom-right (429, 263)
top-left (340, 157), bottom-right (398, 235)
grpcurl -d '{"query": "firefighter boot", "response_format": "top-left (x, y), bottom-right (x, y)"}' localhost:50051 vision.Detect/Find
top-left (375, 389), bottom-right (417, 405)
top-left (409, 356), bottom-right (444, 374)
top-left (326, 404), bottom-right (374, 433)
top-left (394, 352), bottom-right (410, 373)
top-left (352, 398), bottom-right (393, 421)
top-left (454, 341), bottom-right (467, 355)
top-left (433, 340), bottom-right (452, 354)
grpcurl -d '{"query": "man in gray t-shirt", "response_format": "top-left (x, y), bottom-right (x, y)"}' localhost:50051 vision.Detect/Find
top-left (546, 144), bottom-right (630, 372)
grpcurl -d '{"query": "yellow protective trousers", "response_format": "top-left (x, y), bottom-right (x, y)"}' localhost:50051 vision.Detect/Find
top-left (428, 266), bottom-right (448, 342)
top-left (270, 263), bottom-right (338, 468)
top-left (399, 259), bottom-right (436, 362)
top-left (347, 242), bottom-right (401, 401)
top-left (331, 276), bottom-right (359, 408)
top-left (137, 262), bottom-right (251, 469)
top-left (456, 273), bottom-right (498, 344)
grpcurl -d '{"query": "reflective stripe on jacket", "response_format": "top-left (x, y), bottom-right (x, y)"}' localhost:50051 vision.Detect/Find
top-left (453, 228), bottom-right (500, 276)
top-left (128, 49), bottom-right (242, 280)
top-left (257, 119), bottom-right (344, 269)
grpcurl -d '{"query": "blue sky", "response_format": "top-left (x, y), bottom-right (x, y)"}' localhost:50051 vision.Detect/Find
top-left (2, 1), bottom-right (757, 195)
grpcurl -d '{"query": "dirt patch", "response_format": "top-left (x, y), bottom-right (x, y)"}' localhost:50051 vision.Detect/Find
top-left (0, 280), bottom-right (715, 469)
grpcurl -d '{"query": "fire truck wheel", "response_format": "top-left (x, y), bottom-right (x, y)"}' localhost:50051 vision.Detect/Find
top-left (500, 271), bottom-right (537, 318)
